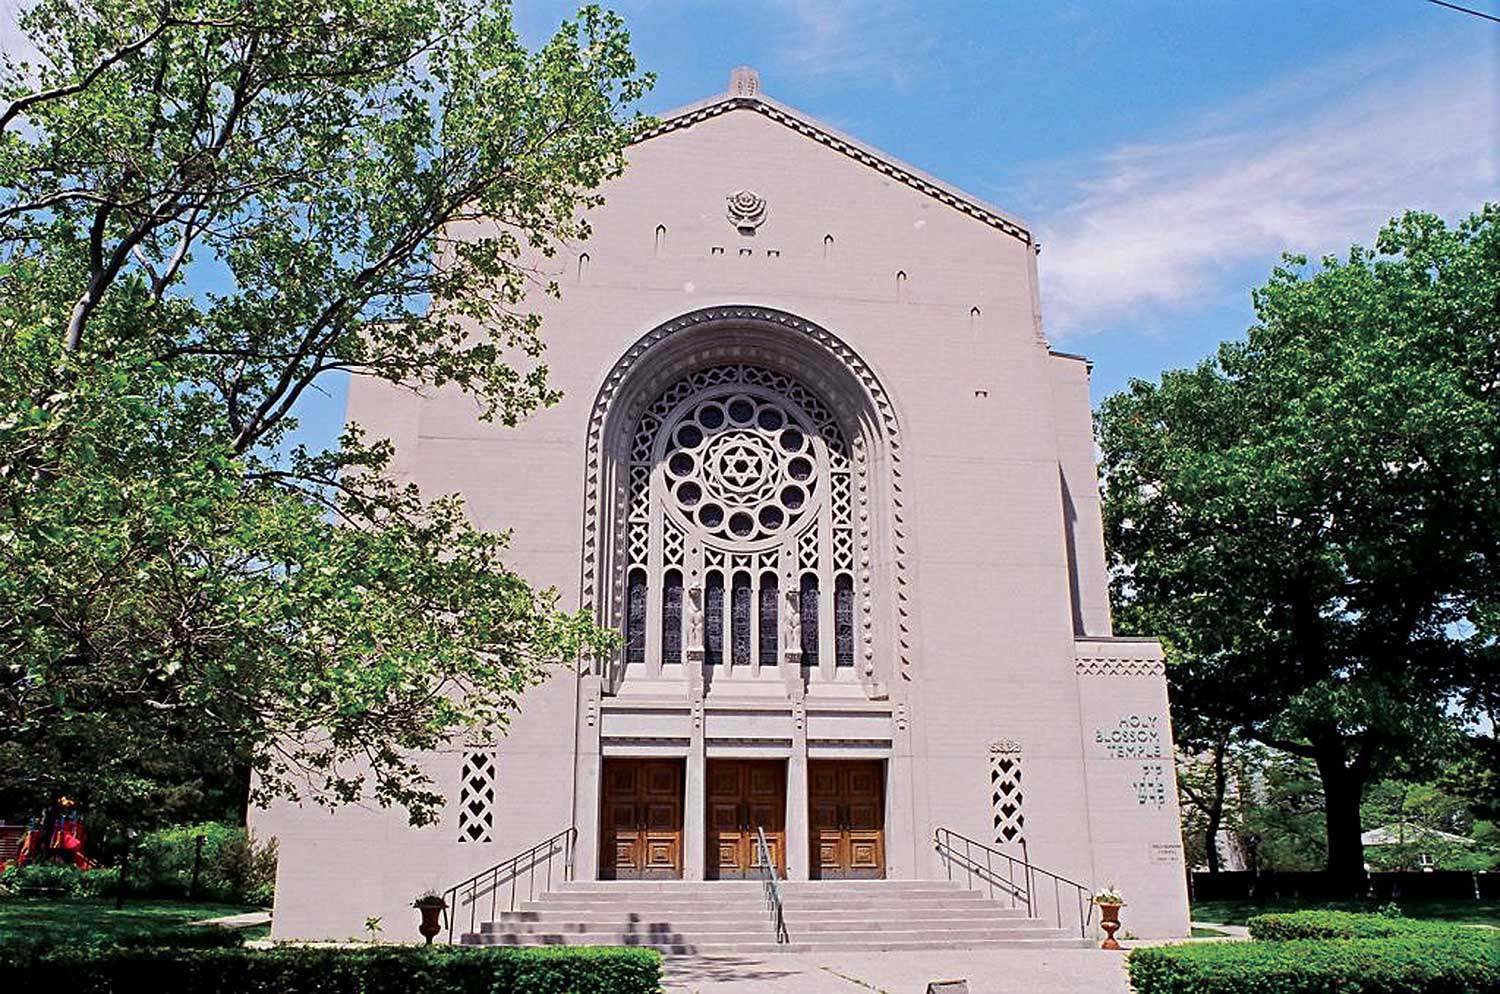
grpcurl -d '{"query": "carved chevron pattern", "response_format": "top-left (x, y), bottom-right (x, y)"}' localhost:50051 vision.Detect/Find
top-left (1075, 658), bottom-right (1166, 677)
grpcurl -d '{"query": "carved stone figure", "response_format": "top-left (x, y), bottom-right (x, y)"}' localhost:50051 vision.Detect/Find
top-left (784, 586), bottom-right (801, 652)
top-left (686, 585), bottom-right (704, 649)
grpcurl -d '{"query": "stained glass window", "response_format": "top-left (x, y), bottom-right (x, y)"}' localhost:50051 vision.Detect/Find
top-left (759, 573), bottom-right (779, 665)
top-left (705, 573), bottom-right (724, 666)
top-left (662, 569), bottom-right (682, 665)
top-left (731, 573), bottom-right (752, 665)
top-left (834, 573), bottom-right (854, 667)
top-left (626, 570), bottom-right (647, 664)
top-left (800, 574), bottom-right (819, 664)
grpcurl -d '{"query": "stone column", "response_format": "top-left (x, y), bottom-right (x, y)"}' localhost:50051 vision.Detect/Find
top-left (684, 594), bottom-right (707, 880)
top-left (572, 672), bottom-right (603, 881)
top-left (787, 700), bottom-right (810, 880)
top-left (887, 698), bottom-right (917, 879)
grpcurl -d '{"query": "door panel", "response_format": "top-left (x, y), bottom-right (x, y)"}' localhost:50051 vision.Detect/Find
top-left (706, 759), bottom-right (786, 879)
top-left (599, 759), bottom-right (683, 879)
top-left (808, 760), bottom-right (886, 879)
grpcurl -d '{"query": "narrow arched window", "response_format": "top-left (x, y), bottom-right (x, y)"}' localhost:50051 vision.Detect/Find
top-left (731, 572), bottom-right (752, 666)
top-left (655, 224), bottom-right (667, 256)
top-left (758, 572), bottom-right (779, 665)
top-left (626, 569), bottom-right (647, 665)
top-left (834, 573), bottom-right (854, 667)
top-left (662, 569), bottom-right (682, 665)
top-left (800, 573), bottom-right (819, 664)
top-left (705, 571), bottom-right (724, 666)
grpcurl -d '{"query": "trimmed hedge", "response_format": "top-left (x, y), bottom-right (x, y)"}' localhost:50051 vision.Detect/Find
top-left (4, 924), bottom-right (245, 968)
top-left (1128, 935), bottom-right (1500, 994)
top-left (1246, 909), bottom-right (1466, 941)
top-left (0, 945), bottom-right (663, 994)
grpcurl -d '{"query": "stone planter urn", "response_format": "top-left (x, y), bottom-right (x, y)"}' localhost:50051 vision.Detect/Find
top-left (1095, 902), bottom-right (1124, 950)
top-left (413, 895), bottom-right (447, 945)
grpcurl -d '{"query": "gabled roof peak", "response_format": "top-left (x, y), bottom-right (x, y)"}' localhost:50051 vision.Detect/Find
top-left (635, 71), bottom-right (1034, 248)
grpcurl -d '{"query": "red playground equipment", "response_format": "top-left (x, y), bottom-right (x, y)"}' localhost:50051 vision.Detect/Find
top-left (2, 797), bottom-right (96, 871)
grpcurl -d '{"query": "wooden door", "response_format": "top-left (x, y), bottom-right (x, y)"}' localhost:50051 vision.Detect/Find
top-left (600, 758), bottom-right (684, 879)
top-left (707, 759), bottom-right (786, 879)
top-left (809, 760), bottom-right (886, 879)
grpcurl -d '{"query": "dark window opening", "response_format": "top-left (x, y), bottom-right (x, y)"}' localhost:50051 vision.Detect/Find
top-left (731, 572), bottom-right (752, 666)
top-left (626, 570), bottom-right (647, 665)
top-left (800, 573), bottom-right (819, 665)
top-left (662, 569), bottom-right (683, 665)
top-left (759, 572), bottom-right (779, 665)
top-left (834, 573), bottom-right (854, 667)
top-left (705, 572), bottom-right (724, 666)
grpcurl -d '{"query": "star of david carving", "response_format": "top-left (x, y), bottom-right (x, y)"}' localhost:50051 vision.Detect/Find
top-left (717, 443), bottom-right (766, 487)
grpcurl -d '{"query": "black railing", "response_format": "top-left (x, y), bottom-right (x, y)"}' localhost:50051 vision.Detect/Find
top-left (754, 826), bottom-right (790, 944)
top-left (933, 827), bottom-right (1091, 938)
top-left (444, 827), bottom-right (576, 943)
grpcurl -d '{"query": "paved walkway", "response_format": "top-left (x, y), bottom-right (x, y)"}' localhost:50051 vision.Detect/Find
top-left (191, 911), bottom-right (272, 929)
top-left (661, 946), bottom-right (1133, 994)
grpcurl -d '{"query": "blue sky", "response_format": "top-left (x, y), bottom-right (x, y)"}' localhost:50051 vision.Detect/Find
top-left (4, 1), bottom-right (1497, 432)
top-left (514, 0), bottom-right (1497, 404)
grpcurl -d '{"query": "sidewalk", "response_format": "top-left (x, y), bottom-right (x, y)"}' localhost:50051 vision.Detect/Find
top-left (661, 946), bottom-right (1134, 994)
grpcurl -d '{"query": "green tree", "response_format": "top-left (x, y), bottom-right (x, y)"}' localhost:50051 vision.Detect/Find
top-left (0, 0), bottom-right (647, 825)
top-left (1099, 206), bottom-right (1500, 889)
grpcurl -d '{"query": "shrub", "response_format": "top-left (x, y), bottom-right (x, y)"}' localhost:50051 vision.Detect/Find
top-left (1128, 935), bottom-right (1500, 994)
top-left (1246, 909), bottom-right (1465, 941)
top-left (0, 945), bottom-right (662, 994)
top-left (130, 823), bottom-right (276, 905)
top-left (0, 863), bottom-right (116, 898)
top-left (4, 923), bottom-right (245, 969)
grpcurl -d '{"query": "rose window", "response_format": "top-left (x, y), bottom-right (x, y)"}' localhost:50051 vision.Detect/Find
top-left (661, 393), bottom-right (818, 543)
top-left (622, 364), bottom-right (861, 675)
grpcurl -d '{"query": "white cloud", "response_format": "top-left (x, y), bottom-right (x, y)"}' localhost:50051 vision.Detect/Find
top-left (770, 0), bottom-right (929, 87)
top-left (1038, 45), bottom-right (1500, 337)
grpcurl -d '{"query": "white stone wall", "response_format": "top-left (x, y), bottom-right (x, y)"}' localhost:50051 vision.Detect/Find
top-left (252, 91), bottom-right (1190, 941)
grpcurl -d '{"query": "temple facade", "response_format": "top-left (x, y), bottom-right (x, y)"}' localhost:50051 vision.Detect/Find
top-left (257, 68), bottom-right (1191, 941)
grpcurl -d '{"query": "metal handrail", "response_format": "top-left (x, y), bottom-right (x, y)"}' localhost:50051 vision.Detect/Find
top-left (933, 826), bottom-right (1092, 938)
top-left (754, 825), bottom-right (790, 944)
top-left (444, 827), bottom-right (576, 943)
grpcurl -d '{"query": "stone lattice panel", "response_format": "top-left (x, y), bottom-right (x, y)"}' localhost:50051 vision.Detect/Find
top-left (989, 741), bottom-right (1024, 845)
top-left (457, 751), bottom-right (497, 844)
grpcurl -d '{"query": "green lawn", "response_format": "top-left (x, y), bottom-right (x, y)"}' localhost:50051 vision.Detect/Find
top-left (1192, 897), bottom-right (1500, 928)
top-left (0, 897), bottom-right (268, 946)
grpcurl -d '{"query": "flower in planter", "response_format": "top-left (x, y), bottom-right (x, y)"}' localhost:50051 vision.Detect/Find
top-left (413, 890), bottom-right (448, 909)
top-left (1091, 886), bottom-right (1126, 906)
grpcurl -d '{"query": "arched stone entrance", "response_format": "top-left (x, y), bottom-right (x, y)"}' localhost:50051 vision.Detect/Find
top-left (572, 306), bottom-right (919, 882)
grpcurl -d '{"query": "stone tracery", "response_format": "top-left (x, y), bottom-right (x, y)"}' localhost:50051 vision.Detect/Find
top-left (582, 306), bottom-right (911, 698)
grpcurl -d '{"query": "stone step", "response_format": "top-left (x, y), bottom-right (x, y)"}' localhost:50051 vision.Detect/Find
top-left (463, 932), bottom-right (1095, 954)
top-left (519, 894), bottom-right (1003, 911)
top-left (555, 879), bottom-right (977, 893)
top-left (494, 905), bottom-right (1031, 926)
top-left (484, 918), bottom-right (1062, 936)
top-left (459, 879), bottom-right (1088, 954)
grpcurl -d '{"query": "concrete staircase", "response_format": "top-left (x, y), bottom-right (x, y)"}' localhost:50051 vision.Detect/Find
top-left (460, 879), bottom-right (1093, 954)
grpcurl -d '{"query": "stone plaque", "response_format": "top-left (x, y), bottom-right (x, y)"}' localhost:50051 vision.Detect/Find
top-left (927, 981), bottom-right (969, 994)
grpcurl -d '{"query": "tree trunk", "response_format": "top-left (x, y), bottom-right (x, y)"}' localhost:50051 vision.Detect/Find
top-left (1203, 744), bottom-right (1228, 873)
top-left (1314, 746), bottom-right (1368, 895)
